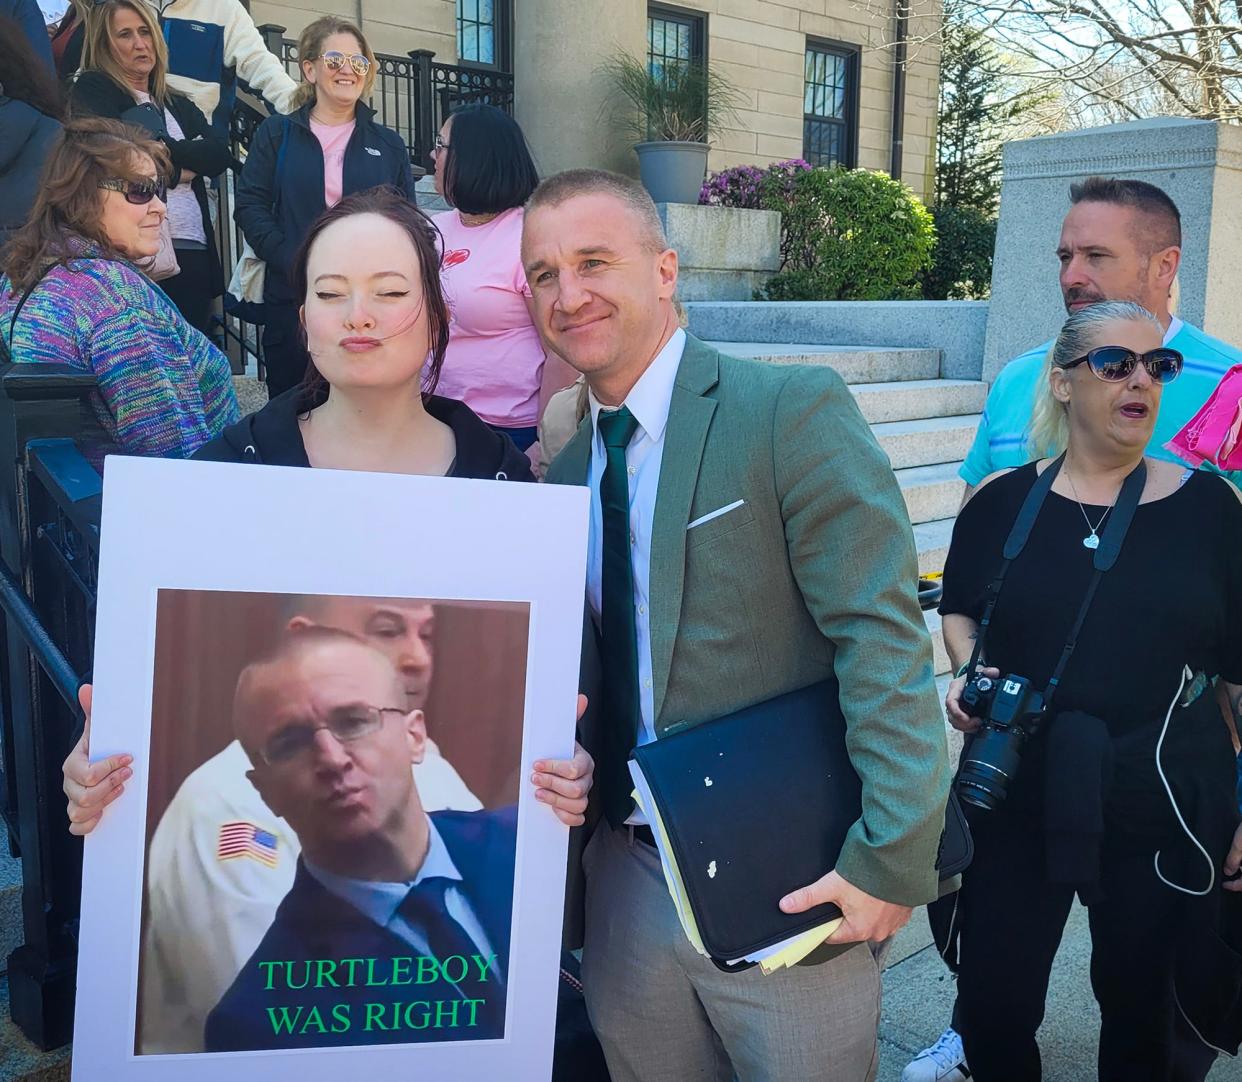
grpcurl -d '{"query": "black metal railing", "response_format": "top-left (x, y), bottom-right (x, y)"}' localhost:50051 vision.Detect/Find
top-left (0, 363), bottom-right (103, 1051)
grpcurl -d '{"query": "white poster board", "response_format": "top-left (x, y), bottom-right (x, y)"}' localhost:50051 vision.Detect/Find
top-left (74, 456), bottom-right (589, 1081)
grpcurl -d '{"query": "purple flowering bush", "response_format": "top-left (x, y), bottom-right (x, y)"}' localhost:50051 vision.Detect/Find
top-left (698, 159), bottom-right (811, 209)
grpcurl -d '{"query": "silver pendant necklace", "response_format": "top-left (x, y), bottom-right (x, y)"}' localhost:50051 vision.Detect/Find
top-left (1064, 467), bottom-right (1119, 550)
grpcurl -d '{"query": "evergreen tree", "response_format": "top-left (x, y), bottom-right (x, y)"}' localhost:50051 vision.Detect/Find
top-left (935, 0), bottom-right (1008, 214)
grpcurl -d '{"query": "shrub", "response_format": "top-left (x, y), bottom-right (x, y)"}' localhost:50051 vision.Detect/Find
top-left (759, 167), bottom-right (936, 302)
top-left (699, 159), bottom-right (811, 209)
top-left (921, 205), bottom-right (996, 299)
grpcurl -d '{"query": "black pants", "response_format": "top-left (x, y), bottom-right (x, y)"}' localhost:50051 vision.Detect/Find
top-left (161, 246), bottom-right (217, 339)
top-left (261, 301), bottom-right (310, 399)
top-left (955, 806), bottom-right (1210, 1082)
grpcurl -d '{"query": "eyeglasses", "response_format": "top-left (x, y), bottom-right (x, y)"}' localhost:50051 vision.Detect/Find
top-left (431, 134), bottom-right (450, 156)
top-left (98, 177), bottom-right (167, 205)
top-left (258, 704), bottom-right (406, 767)
top-left (1062, 346), bottom-right (1183, 384)
top-left (311, 50), bottom-right (371, 75)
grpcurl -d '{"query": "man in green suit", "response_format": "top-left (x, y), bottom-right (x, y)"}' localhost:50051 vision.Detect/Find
top-left (525, 168), bottom-right (950, 1081)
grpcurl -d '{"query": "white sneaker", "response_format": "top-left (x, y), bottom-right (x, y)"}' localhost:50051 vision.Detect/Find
top-left (900, 1027), bottom-right (970, 1082)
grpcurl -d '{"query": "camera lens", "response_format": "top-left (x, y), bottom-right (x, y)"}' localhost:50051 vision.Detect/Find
top-left (957, 726), bottom-right (1025, 811)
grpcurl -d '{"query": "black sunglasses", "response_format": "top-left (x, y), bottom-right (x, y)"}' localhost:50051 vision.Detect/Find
top-left (1062, 346), bottom-right (1183, 384)
top-left (98, 178), bottom-right (167, 205)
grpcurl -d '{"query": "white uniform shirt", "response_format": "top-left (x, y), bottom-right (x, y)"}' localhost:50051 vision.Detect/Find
top-left (585, 329), bottom-right (686, 824)
top-left (139, 738), bottom-right (480, 1053)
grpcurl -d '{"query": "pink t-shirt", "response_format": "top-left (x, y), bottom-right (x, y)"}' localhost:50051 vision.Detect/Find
top-left (310, 117), bottom-right (356, 208)
top-left (433, 206), bottom-right (546, 428)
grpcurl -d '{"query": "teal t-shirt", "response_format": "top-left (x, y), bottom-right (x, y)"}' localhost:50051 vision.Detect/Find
top-left (960, 319), bottom-right (1242, 486)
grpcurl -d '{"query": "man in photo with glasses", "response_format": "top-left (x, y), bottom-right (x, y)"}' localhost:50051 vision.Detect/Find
top-left (141, 595), bottom-right (481, 1054)
top-left (905, 174), bottom-right (1241, 1082)
top-left (204, 625), bottom-right (516, 1052)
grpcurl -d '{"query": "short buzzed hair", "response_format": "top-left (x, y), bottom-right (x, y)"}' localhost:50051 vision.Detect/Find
top-left (233, 626), bottom-right (400, 755)
top-left (526, 168), bottom-right (668, 252)
top-left (1069, 176), bottom-right (1182, 253)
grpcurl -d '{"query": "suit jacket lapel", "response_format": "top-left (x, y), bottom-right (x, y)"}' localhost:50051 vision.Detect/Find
top-left (650, 336), bottom-right (719, 726)
top-left (435, 810), bottom-right (517, 967)
top-left (549, 415), bottom-right (593, 485)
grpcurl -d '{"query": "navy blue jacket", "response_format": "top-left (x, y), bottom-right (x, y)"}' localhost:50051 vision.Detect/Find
top-left (204, 807), bottom-right (517, 1052)
top-left (234, 100), bottom-right (416, 305)
top-left (0, 98), bottom-right (60, 248)
top-left (1, 0), bottom-right (54, 72)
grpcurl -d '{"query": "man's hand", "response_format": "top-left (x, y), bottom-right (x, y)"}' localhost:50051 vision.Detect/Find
top-left (779, 870), bottom-right (912, 943)
top-left (531, 695), bottom-right (593, 827)
top-left (1224, 821), bottom-right (1242, 892)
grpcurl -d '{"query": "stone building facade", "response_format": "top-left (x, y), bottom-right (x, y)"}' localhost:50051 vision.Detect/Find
top-left (245, 0), bottom-right (940, 200)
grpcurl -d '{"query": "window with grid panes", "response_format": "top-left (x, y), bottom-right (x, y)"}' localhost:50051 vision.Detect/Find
top-left (647, 5), bottom-right (704, 84)
top-left (803, 42), bottom-right (858, 168)
top-left (457, 0), bottom-right (510, 68)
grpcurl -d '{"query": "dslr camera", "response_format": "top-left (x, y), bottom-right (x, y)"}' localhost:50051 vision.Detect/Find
top-left (955, 673), bottom-right (1045, 811)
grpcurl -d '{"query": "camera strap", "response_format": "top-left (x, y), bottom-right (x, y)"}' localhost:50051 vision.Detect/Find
top-left (964, 455), bottom-right (1147, 715)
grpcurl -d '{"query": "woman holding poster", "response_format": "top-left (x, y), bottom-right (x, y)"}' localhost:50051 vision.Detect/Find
top-left (60, 186), bottom-right (600, 1074)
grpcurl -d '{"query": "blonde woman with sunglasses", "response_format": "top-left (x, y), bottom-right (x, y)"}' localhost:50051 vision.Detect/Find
top-left (938, 301), bottom-right (1242, 1079)
top-left (235, 14), bottom-right (416, 400)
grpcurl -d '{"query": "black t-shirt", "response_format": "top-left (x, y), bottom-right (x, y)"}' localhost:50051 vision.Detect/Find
top-left (941, 463), bottom-right (1242, 740)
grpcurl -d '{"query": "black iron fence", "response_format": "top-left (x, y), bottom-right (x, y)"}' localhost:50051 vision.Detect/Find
top-left (0, 364), bottom-right (103, 1050)
top-left (212, 30), bottom-right (514, 378)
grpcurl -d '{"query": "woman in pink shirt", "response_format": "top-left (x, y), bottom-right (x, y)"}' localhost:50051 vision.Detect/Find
top-left (431, 105), bottom-right (575, 455)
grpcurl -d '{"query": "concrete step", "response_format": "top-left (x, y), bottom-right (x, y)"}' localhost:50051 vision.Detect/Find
top-left (704, 342), bottom-right (941, 384)
top-left (897, 461), bottom-right (967, 526)
top-left (913, 517), bottom-right (954, 576)
top-left (852, 379), bottom-right (986, 424)
top-left (871, 414), bottom-right (980, 471)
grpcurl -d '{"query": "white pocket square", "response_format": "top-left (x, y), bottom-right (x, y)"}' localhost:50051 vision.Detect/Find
top-left (686, 499), bottom-right (746, 531)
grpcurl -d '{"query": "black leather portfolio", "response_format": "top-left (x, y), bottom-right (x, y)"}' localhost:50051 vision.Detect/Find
top-left (630, 678), bottom-right (862, 962)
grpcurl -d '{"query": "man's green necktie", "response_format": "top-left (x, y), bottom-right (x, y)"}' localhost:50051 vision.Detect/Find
top-left (597, 406), bottom-right (641, 826)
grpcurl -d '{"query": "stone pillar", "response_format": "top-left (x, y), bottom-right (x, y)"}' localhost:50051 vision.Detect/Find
top-left (983, 117), bottom-right (1242, 382)
top-left (657, 204), bottom-right (781, 301)
top-left (513, 0), bottom-right (646, 177)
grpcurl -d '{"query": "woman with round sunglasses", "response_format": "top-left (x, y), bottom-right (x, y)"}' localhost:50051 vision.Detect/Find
top-left (235, 14), bottom-right (416, 400)
top-left (0, 117), bottom-right (238, 458)
top-left (68, 0), bottom-right (234, 337)
top-left (938, 301), bottom-right (1242, 1080)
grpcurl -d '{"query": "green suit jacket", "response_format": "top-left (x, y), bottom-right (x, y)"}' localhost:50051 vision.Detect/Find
top-left (549, 334), bottom-right (950, 955)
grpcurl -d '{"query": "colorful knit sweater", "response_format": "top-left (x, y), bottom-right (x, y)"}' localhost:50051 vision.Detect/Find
top-left (1, 251), bottom-right (239, 458)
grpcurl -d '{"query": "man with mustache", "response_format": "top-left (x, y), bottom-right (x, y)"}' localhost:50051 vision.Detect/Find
top-left (958, 177), bottom-right (1242, 505)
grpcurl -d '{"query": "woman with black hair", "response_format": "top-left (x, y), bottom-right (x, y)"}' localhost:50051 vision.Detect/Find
top-left (0, 13), bottom-right (64, 247)
top-left (431, 104), bottom-right (576, 455)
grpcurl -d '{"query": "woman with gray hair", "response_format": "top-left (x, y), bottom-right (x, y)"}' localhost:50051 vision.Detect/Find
top-left (937, 300), bottom-right (1242, 1079)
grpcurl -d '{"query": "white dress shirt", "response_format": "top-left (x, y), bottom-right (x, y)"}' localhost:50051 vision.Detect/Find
top-left (586, 329), bottom-right (686, 821)
top-left (305, 815), bottom-right (500, 989)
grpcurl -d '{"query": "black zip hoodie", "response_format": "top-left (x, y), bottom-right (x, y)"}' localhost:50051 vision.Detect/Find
top-left (192, 387), bottom-right (535, 482)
